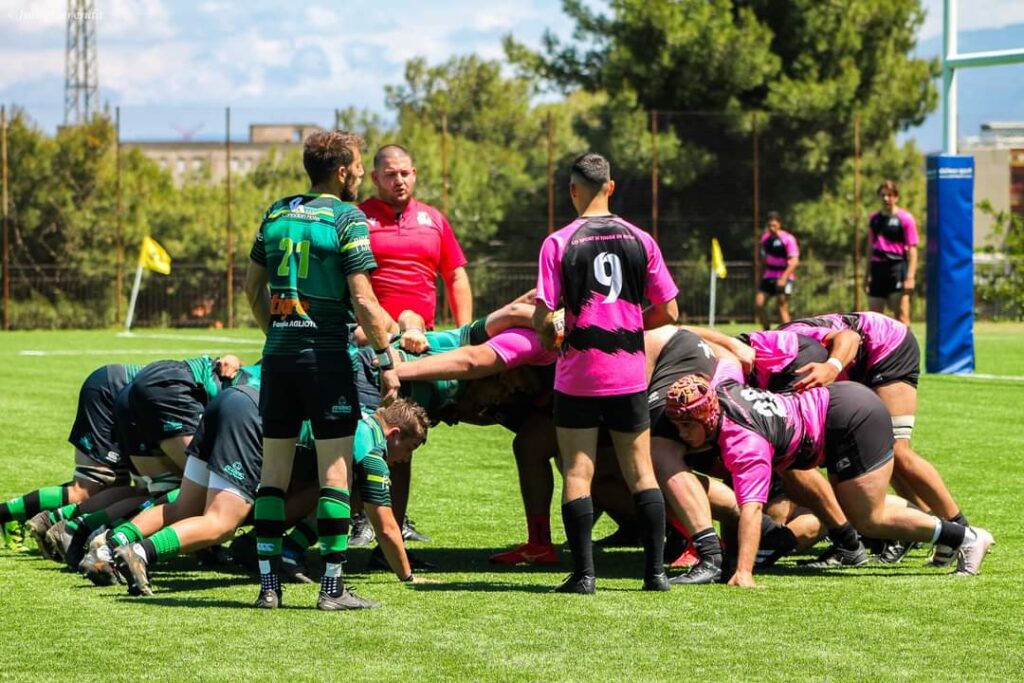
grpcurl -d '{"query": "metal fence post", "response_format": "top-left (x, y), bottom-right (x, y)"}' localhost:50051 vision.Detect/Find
top-left (547, 111), bottom-right (555, 235)
top-left (225, 106), bottom-right (234, 328)
top-left (650, 110), bottom-right (659, 241)
top-left (1, 105), bottom-right (8, 330)
top-left (752, 112), bottom-right (761, 287)
top-left (853, 112), bottom-right (863, 310)
top-left (115, 106), bottom-right (123, 324)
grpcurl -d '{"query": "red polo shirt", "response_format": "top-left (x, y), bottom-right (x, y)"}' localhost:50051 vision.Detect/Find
top-left (358, 196), bottom-right (468, 328)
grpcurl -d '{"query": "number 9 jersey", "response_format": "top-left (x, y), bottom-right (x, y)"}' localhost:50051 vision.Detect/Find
top-left (250, 193), bottom-right (377, 357)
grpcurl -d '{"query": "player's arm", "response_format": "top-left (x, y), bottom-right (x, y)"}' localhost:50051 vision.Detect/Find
top-left (484, 300), bottom-right (535, 337)
top-left (904, 245), bottom-right (918, 290)
top-left (244, 261), bottom-right (270, 332)
top-left (397, 309), bottom-right (430, 354)
top-left (396, 344), bottom-right (507, 381)
top-left (363, 502), bottom-right (414, 581)
top-left (532, 300), bottom-right (558, 351)
top-left (443, 266), bottom-right (473, 326)
top-left (792, 330), bottom-right (861, 390)
top-left (642, 299), bottom-right (679, 329)
top-left (779, 254), bottom-right (799, 284)
top-left (729, 500), bottom-right (763, 588)
top-left (349, 272), bottom-right (400, 404)
top-left (682, 325), bottom-right (755, 373)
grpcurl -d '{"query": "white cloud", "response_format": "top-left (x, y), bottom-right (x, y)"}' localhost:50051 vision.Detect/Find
top-left (920, 0), bottom-right (1024, 41)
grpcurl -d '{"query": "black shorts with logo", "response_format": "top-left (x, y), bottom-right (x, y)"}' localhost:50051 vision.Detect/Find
top-left (868, 259), bottom-right (908, 299)
top-left (260, 352), bottom-right (359, 440)
top-left (68, 364), bottom-right (133, 470)
top-left (128, 361), bottom-right (206, 444)
top-left (824, 382), bottom-right (894, 482)
top-left (190, 385), bottom-right (264, 500)
top-left (553, 390), bottom-right (650, 432)
top-left (863, 329), bottom-right (920, 389)
top-left (759, 277), bottom-right (794, 297)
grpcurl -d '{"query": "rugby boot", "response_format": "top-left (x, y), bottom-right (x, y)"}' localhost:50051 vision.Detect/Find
top-left (348, 513), bottom-right (375, 548)
top-left (253, 587), bottom-right (281, 609)
top-left (113, 545), bottom-right (152, 596)
top-left (553, 572), bottom-right (596, 594)
top-left (282, 556), bottom-right (316, 584)
top-left (25, 512), bottom-right (55, 559)
top-left (45, 520), bottom-right (72, 563)
top-left (669, 558), bottom-right (723, 585)
top-left (799, 543), bottom-right (869, 569)
top-left (643, 572), bottom-right (671, 592)
top-left (402, 517), bottom-right (431, 543)
top-left (63, 525), bottom-right (93, 572)
top-left (926, 543), bottom-right (957, 568)
top-left (317, 587), bottom-right (380, 611)
top-left (79, 544), bottom-right (120, 587)
top-left (489, 542), bottom-right (559, 566)
top-left (952, 527), bottom-right (994, 577)
top-left (874, 540), bottom-right (917, 564)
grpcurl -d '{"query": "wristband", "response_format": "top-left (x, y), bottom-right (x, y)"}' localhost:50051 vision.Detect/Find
top-left (401, 572), bottom-right (415, 583)
top-left (826, 357), bottom-right (844, 373)
top-left (375, 347), bottom-right (394, 370)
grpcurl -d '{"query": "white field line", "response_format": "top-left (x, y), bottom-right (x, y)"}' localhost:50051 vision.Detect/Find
top-left (18, 349), bottom-right (236, 356)
top-left (930, 372), bottom-right (1024, 382)
top-left (116, 332), bottom-right (263, 345)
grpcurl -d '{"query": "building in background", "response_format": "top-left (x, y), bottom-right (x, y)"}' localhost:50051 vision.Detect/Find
top-left (962, 121), bottom-right (1024, 250)
top-left (124, 123), bottom-right (319, 185)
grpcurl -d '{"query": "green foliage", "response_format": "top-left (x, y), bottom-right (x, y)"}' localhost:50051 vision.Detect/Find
top-left (976, 201), bottom-right (1024, 320)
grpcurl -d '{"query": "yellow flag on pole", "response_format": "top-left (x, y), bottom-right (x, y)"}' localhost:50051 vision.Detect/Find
top-left (139, 236), bottom-right (172, 275)
top-left (711, 238), bottom-right (727, 279)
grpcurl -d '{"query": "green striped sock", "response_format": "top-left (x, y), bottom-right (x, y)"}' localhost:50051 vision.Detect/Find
top-left (110, 521), bottom-right (143, 548)
top-left (254, 487), bottom-right (286, 585)
top-left (148, 527), bottom-right (180, 560)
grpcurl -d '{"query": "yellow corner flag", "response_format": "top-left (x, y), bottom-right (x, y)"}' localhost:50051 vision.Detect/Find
top-left (711, 238), bottom-right (727, 279)
top-left (139, 236), bottom-right (172, 275)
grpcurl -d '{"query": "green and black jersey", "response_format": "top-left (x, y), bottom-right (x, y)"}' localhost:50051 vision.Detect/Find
top-left (249, 193), bottom-right (377, 356)
top-left (353, 415), bottom-right (392, 507)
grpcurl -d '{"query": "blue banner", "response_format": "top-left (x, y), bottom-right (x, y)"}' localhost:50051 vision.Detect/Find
top-left (925, 155), bottom-right (974, 374)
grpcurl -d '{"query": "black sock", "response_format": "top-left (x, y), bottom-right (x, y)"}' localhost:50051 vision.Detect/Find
top-left (951, 512), bottom-right (969, 527)
top-left (938, 520), bottom-right (967, 549)
top-left (827, 522), bottom-right (860, 551)
top-left (633, 489), bottom-right (666, 579)
top-left (691, 526), bottom-right (723, 567)
top-left (759, 515), bottom-right (798, 564)
top-left (561, 497), bottom-right (595, 578)
top-left (140, 538), bottom-right (158, 564)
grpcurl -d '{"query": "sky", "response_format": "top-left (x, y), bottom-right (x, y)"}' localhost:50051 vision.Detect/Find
top-left (1, 0), bottom-right (1023, 148)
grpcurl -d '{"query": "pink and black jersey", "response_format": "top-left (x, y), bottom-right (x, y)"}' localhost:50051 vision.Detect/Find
top-left (714, 380), bottom-right (829, 506)
top-left (760, 230), bottom-right (799, 279)
top-left (738, 330), bottom-right (830, 392)
top-left (868, 209), bottom-right (918, 263)
top-left (536, 215), bottom-right (678, 397)
top-left (780, 312), bottom-right (913, 384)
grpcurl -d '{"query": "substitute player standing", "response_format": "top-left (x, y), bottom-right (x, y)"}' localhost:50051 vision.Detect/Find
top-left (755, 211), bottom-right (799, 329)
top-left (866, 180), bottom-right (918, 325)
top-left (533, 152), bottom-right (679, 594)
top-left (245, 130), bottom-right (399, 611)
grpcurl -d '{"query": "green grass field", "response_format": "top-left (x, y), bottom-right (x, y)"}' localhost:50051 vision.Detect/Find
top-left (0, 325), bottom-right (1022, 682)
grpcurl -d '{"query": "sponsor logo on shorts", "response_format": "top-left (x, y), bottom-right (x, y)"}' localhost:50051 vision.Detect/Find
top-left (836, 457), bottom-right (852, 472)
top-left (78, 435), bottom-right (94, 452)
top-left (256, 542), bottom-right (277, 554)
top-left (162, 420), bottom-right (184, 432)
top-left (648, 391), bottom-right (660, 404)
top-left (221, 462), bottom-right (247, 482)
top-left (105, 450), bottom-right (119, 464)
top-left (872, 374), bottom-right (885, 384)
top-left (331, 396), bottom-right (352, 415)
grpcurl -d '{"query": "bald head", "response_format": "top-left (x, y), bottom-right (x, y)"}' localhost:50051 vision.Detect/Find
top-left (373, 144), bottom-right (413, 171)
top-left (372, 144), bottom-right (418, 209)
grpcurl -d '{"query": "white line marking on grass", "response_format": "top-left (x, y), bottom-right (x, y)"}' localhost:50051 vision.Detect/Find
top-left (116, 332), bottom-right (263, 346)
top-left (18, 349), bottom-right (233, 357)
top-left (931, 372), bottom-right (1024, 382)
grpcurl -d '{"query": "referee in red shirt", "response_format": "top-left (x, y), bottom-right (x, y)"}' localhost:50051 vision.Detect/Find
top-left (359, 144), bottom-right (473, 329)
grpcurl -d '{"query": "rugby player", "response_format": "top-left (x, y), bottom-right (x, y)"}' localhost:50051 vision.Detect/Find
top-left (534, 152), bottom-right (679, 593)
top-left (866, 180), bottom-right (918, 325)
top-left (663, 371), bottom-right (994, 587)
top-left (755, 211), bottom-right (800, 329)
top-left (244, 129), bottom-right (398, 611)
top-left (780, 312), bottom-right (973, 565)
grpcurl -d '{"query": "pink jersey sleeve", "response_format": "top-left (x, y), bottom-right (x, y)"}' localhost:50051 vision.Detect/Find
top-left (898, 209), bottom-right (919, 247)
top-left (640, 231), bottom-right (680, 305)
top-left (782, 231), bottom-right (800, 258)
top-left (747, 331), bottom-right (799, 388)
top-left (535, 234), bottom-right (563, 311)
top-left (485, 328), bottom-right (557, 369)
top-left (713, 358), bottom-right (746, 385)
top-left (437, 212), bottom-right (468, 274)
top-left (718, 417), bottom-right (774, 506)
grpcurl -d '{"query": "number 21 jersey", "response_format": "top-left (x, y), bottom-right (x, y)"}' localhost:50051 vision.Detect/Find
top-left (536, 215), bottom-right (678, 396)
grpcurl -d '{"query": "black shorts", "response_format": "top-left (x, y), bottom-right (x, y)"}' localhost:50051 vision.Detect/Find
top-left (68, 364), bottom-right (132, 469)
top-left (113, 384), bottom-right (149, 460)
top-left (824, 382), bottom-right (894, 482)
top-left (759, 277), bottom-right (794, 297)
top-left (353, 348), bottom-right (382, 418)
top-left (864, 329), bottom-right (920, 388)
top-left (553, 390), bottom-right (650, 432)
top-left (191, 385), bottom-right (263, 501)
top-left (128, 361), bottom-right (206, 444)
top-left (868, 260), bottom-right (909, 299)
top-left (260, 353), bottom-right (359, 440)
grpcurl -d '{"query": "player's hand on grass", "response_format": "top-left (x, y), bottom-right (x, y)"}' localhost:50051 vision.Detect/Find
top-left (792, 361), bottom-right (840, 390)
top-left (380, 368), bottom-right (400, 406)
top-left (409, 575), bottom-right (440, 585)
top-left (728, 571), bottom-right (757, 588)
top-left (400, 329), bottom-right (430, 354)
